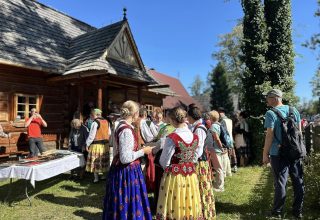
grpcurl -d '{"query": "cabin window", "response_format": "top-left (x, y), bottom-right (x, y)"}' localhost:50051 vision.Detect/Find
top-left (14, 94), bottom-right (39, 121)
top-left (145, 104), bottom-right (153, 117)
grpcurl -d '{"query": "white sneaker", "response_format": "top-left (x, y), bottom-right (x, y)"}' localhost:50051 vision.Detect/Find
top-left (232, 166), bottom-right (238, 173)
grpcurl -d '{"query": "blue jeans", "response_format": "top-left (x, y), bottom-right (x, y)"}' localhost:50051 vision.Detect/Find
top-left (29, 137), bottom-right (46, 157)
top-left (270, 156), bottom-right (304, 215)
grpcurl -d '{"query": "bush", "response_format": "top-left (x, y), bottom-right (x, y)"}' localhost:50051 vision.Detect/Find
top-left (247, 116), bottom-right (265, 165)
top-left (304, 153), bottom-right (320, 210)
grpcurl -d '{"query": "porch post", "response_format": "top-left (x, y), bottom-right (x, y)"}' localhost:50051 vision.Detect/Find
top-left (137, 86), bottom-right (142, 104)
top-left (97, 80), bottom-right (103, 110)
top-left (124, 87), bottom-right (128, 101)
top-left (77, 84), bottom-right (83, 112)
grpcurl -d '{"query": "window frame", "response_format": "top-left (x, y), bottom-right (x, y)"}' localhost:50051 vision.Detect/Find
top-left (145, 104), bottom-right (154, 117)
top-left (14, 94), bottom-right (39, 121)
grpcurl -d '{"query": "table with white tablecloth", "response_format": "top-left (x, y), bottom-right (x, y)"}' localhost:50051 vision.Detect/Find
top-left (0, 150), bottom-right (85, 205)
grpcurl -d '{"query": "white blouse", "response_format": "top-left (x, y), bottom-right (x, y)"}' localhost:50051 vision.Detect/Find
top-left (140, 119), bottom-right (158, 143)
top-left (159, 126), bottom-right (199, 169)
top-left (113, 120), bottom-right (144, 164)
top-left (191, 119), bottom-right (207, 159)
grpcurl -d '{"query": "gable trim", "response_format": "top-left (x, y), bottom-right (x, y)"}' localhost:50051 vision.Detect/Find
top-left (103, 22), bottom-right (145, 71)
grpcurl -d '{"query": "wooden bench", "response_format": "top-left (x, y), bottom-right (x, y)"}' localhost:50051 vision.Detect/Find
top-left (0, 133), bottom-right (29, 159)
top-left (0, 132), bottom-right (59, 160)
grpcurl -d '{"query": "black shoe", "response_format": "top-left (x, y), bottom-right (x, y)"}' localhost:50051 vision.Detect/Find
top-left (266, 211), bottom-right (283, 219)
top-left (293, 213), bottom-right (303, 219)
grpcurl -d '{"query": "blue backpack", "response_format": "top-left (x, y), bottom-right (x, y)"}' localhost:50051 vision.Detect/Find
top-left (214, 122), bottom-right (233, 149)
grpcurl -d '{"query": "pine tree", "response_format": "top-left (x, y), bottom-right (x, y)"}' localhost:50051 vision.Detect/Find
top-left (213, 23), bottom-right (244, 109)
top-left (189, 74), bottom-right (204, 97)
top-left (210, 62), bottom-right (233, 113)
top-left (241, 0), bottom-right (268, 116)
top-left (264, 0), bottom-right (296, 104)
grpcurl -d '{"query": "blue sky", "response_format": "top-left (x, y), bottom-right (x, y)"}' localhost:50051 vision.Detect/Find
top-left (39, 0), bottom-right (319, 101)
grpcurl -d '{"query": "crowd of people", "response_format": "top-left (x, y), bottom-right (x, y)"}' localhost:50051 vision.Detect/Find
top-left (0, 88), bottom-right (306, 219)
top-left (66, 99), bottom-right (253, 220)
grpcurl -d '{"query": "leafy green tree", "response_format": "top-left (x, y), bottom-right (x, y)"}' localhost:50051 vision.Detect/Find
top-left (241, 0), bottom-right (298, 116)
top-left (310, 69), bottom-right (320, 98)
top-left (189, 74), bottom-right (204, 97)
top-left (264, 0), bottom-right (297, 105)
top-left (213, 23), bottom-right (245, 108)
top-left (298, 98), bottom-right (318, 115)
top-left (213, 23), bottom-right (244, 93)
top-left (210, 62), bottom-right (233, 113)
top-left (241, 0), bottom-right (268, 116)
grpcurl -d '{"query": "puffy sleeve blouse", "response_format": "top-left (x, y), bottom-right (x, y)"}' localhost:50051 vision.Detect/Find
top-left (115, 120), bottom-right (144, 164)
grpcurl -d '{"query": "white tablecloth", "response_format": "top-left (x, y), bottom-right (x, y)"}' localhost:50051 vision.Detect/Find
top-left (0, 151), bottom-right (85, 188)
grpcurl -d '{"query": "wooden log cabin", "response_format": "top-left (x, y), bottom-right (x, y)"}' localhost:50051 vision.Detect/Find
top-left (0, 0), bottom-right (174, 158)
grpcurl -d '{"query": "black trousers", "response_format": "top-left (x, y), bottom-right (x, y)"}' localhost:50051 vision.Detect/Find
top-left (270, 156), bottom-right (304, 215)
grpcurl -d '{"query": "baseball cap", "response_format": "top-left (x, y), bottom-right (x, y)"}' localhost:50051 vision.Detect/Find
top-left (218, 107), bottom-right (226, 113)
top-left (263, 89), bottom-right (283, 98)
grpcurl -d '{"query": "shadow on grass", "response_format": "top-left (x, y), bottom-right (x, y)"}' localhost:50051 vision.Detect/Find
top-left (36, 176), bottom-right (106, 210)
top-left (216, 167), bottom-right (274, 220)
top-left (73, 210), bottom-right (102, 220)
top-left (0, 174), bottom-right (67, 205)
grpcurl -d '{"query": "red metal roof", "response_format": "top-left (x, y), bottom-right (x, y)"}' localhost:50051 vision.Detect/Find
top-left (148, 69), bottom-right (204, 111)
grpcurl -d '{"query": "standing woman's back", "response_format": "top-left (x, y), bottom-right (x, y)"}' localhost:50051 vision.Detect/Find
top-left (156, 107), bottom-right (203, 220)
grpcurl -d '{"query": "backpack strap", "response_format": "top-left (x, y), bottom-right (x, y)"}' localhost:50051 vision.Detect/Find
top-left (270, 107), bottom-right (288, 145)
top-left (193, 123), bottom-right (207, 134)
top-left (270, 107), bottom-right (286, 122)
top-left (288, 106), bottom-right (297, 122)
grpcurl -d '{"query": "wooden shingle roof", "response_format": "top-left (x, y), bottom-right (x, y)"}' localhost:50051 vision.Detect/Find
top-left (0, 0), bottom-right (155, 83)
top-left (0, 0), bottom-right (95, 73)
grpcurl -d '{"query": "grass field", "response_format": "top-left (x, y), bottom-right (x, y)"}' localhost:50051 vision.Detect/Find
top-left (0, 166), bottom-right (319, 219)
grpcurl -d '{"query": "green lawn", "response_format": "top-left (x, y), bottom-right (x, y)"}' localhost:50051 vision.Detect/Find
top-left (0, 166), bottom-right (319, 219)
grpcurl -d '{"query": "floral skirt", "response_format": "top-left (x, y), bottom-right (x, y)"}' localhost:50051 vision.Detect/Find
top-left (156, 172), bottom-right (203, 220)
top-left (85, 143), bottom-right (109, 173)
top-left (196, 161), bottom-right (216, 220)
top-left (103, 163), bottom-right (152, 220)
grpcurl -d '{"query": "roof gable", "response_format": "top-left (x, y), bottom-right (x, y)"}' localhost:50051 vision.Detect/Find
top-left (105, 22), bottom-right (145, 71)
top-left (107, 28), bottom-right (139, 68)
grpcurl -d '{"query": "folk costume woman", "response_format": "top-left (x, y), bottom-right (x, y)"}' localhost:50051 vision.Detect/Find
top-left (156, 107), bottom-right (203, 220)
top-left (188, 106), bottom-right (216, 220)
top-left (103, 101), bottom-right (153, 220)
top-left (145, 109), bottom-right (175, 209)
top-left (85, 108), bottom-right (110, 183)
